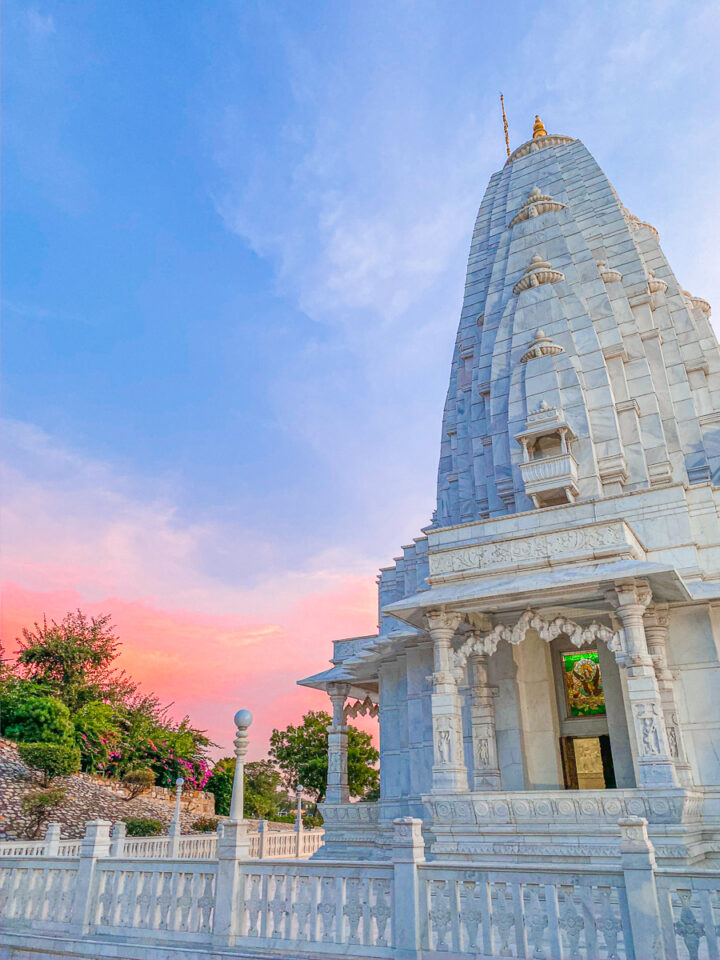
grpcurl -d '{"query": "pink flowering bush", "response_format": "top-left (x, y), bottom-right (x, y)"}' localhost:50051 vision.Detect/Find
top-left (2, 609), bottom-right (214, 788)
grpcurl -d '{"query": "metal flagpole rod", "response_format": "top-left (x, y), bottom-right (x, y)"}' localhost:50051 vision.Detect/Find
top-left (500, 93), bottom-right (511, 157)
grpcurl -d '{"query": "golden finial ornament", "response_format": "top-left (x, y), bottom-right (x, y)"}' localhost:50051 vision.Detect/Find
top-left (500, 93), bottom-right (511, 158)
top-left (532, 114), bottom-right (548, 138)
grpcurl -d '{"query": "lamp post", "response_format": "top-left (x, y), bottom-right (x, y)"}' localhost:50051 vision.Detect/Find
top-left (295, 784), bottom-right (303, 828)
top-left (229, 709), bottom-right (252, 821)
top-left (295, 783), bottom-right (304, 857)
top-left (169, 776), bottom-right (184, 856)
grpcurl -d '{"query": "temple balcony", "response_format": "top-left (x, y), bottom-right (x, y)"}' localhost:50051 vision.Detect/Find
top-left (518, 450), bottom-right (579, 507)
top-left (515, 401), bottom-right (578, 507)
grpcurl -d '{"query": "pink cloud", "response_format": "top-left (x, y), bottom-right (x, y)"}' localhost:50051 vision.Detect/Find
top-left (1, 422), bottom-right (381, 759)
top-left (1, 579), bottom-right (377, 759)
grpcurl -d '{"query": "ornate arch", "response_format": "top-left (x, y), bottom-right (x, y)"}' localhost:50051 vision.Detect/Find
top-left (452, 608), bottom-right (622, 678)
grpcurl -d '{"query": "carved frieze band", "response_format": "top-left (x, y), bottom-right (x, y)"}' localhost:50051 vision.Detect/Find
top-left (429, 520), bottom-right (645, 579)
top-left (429, 789), bottom-right (702, 828)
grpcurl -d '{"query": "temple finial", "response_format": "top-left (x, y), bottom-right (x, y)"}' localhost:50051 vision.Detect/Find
top-left (500, 93), bottom-right (511, 158)
top-left (532, 114), bottom-right (548, 139)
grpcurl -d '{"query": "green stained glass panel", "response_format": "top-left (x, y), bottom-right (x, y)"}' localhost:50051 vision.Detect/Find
top-left (562, 650), bottom-right (606, 717)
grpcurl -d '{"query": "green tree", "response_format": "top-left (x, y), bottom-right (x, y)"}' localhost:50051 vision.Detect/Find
top-left (1, 694), bottom-right (74, 744)
top-left (269, 711), bottom-right (379, 804)
top-left (206, 758), bottom-right (291, 819)
top-left (4, 611), bottom-right (214, 791)
top-left (245, 760), bottom-right (290, 819)
top-left (14, 611), bottom-right (135, 710)
top-left (21, 787), bottom-right (66, 839)
top-left (122, 768), bottom-right (155, 800)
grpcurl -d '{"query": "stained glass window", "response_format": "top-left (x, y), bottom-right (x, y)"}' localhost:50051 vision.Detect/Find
top-left (562, 650), bottom-right (606, 717)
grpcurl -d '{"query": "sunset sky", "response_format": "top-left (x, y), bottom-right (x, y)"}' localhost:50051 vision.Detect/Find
top-left (3, 0), bottom-right (720, 758)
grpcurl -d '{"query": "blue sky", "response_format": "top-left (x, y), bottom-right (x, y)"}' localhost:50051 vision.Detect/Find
top-left (3, 0), bottom-right (720, 751)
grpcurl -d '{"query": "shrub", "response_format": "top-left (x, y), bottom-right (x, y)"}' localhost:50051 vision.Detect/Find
top-left (124, 818), bottom-right (164, 837)
top-left (1, 695), bottom-right (74, 744)
top-left (122, 767), bottom-right (155, 801)
top-left (303, 813), bottom-right (324, 829)
top-left (73, 700), bottom-right (121, 773)
top-left (190, 817), bottom-right (219, 833)
top-left (18, 742), bottom-right (81, 785)
top-left (206, 758), bottom-right (234, 816)
top-left (21, 787), bottom-right (66, 839)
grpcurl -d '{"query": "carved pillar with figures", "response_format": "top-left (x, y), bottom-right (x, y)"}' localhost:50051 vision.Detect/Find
top-left (427, 610), bottom-right (468, 793)
top-left (609, 581), bottom-right (678, 788)
top-left (644, 603), bottom-right (693, 786)
top-left (326, 683), bottom-right (350, 803)
top-left (467, 648), bottom-right (502, 790)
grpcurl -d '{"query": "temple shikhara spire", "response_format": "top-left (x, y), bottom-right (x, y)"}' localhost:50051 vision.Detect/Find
top-left (301, 117), bottom-right (720, 881)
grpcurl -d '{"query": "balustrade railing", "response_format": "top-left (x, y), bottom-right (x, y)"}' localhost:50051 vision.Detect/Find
top-left (2, 816), bottom-right (718, 959)
top-left (0, 858), bottom-right (78, 929)
top-left (420, 863), bottom-right (631, 958)
top-left (0, 822), bottom-right (323, 861)
top-left (91, 859), bottom-right (217, 941)
top-left (122, 836), bottom-right (171, 858)
top-left (656, 869), bottom-right (720, 960)
top-left (235, 860), bottom-right (394, 952)
top-left (0, 839), bottom-right (47, 857)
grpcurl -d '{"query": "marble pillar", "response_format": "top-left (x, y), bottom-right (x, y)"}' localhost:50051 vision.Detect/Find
top-left (644, 603), bottom-right (693, 786)
top-left (610, 581), bottom-right (678, 788)
top-left (326, 683), bottom-right (350, 803)
top-left (468, 649), bottom-right (502, 790)
top-left (426, 610), bottom-right (468, 793)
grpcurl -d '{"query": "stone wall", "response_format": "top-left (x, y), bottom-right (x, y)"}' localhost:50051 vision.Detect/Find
top-left (0, 739), bottom-right (214, 840)
top-left (85, 773), bottom-right (215, 816)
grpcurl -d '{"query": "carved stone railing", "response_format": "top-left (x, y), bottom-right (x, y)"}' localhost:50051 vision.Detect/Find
top-left (1, 817), bottom-right (716, 959)
top-left (656, 868), bottom-right (720, 960)
top-left (122, 835), bottom-right (171, 858)
top-left (0, 857), bottom-right (79, 930)
top-left (420, 862), bottom-right (632, 957)
top-left (236, 860), bottom-right (394, 950)
top-left (0, 822), bottom-right (324, 861)
top-left (91, 858), bottom-right (217, 942)
top-left (0, 838), bottom-right (52, 857)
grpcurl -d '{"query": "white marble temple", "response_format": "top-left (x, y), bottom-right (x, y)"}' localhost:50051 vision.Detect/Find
top-left (300, 119), bottom-right (720, 874)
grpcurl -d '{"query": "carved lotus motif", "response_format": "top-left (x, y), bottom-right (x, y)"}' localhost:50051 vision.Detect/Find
top-left (597, 260), bottom-right (623, 284)
top-left (622, 205), bottom-right (659, 240)
top-left (647, 270), bottom-right (668, 294)
top-left (520, 328), bottom-right (564, 362)
top-left (689, 295), bottom-right (711, 317)
top-left (513, 256), bottom-right (565, 295)
top-left (509, 185), bottom-right (566, 227)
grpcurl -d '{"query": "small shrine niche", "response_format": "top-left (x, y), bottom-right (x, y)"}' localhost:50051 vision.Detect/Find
top-left (515, 401), bottom-right (578, 507)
